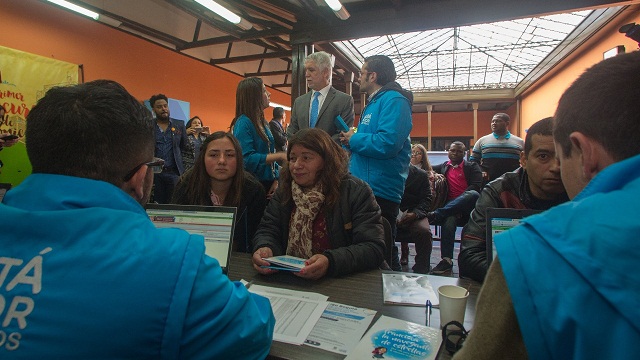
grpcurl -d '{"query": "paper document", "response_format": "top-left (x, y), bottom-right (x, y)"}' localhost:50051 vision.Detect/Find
top-left (305, 302), bottom-right (377, 355)
top-left (249, 285), bottom-right (329, 345)
top-left (382, 273), bottom-right (439, 306)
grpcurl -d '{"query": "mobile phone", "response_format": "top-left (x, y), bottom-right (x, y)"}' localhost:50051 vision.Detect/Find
top-left (0, 134), bottom-right (18, 141)
top-left (335, 115), bottom-right (349, 132)
top-left (194, 127), bottom-right (203, 133)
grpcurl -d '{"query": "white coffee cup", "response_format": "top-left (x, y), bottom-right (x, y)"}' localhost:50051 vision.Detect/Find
top-left (438, 285), bottom-right (469, 328)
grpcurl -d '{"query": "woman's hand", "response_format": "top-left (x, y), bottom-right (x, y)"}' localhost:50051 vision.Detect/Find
top-left (186, 126), bottom-right (196, 135)
top-left (267, 180), bottom-right (278, 199)
top-left (295, 254), bottom-right (329, 280)
top-left (252, 247), bottom-right (277, 275)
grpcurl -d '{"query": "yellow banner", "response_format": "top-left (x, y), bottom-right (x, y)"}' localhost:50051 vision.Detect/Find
top-left (0, 46), bottom-right (78, 185)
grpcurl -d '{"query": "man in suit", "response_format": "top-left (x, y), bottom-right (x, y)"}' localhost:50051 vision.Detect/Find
top-left (287, 51), bottom-right (354, 143)
top-left (269, 106), bottom-right (287, 152)
top-left (150, 93), bottom-right (187, 203)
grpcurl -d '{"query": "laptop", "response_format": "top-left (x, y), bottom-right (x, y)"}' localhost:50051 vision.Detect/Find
top-left (485, 208), bottom-right (542, 266)
top-left (145, 204), bottom-right (237, 274)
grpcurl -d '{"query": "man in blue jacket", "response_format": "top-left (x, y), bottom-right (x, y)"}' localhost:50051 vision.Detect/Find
top-left (0, 80), bottom-right (274, 359)
top-left (340, 55), bottom-right (413, 271)
top-left (453, 50), bottom-right (640, 360)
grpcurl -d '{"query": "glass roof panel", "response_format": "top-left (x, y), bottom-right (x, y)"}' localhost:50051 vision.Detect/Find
top-left (346, 10), bottom-right (591, 92)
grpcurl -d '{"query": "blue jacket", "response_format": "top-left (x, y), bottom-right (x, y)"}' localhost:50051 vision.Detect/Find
top-left (496, 153), bottom-right (640, 359)
top-left (233, 114), bottom-right (279, 182)
top-left (0, 174), bottom-right (274, 359)
top-left (348, 82), bottom-right (413, 203)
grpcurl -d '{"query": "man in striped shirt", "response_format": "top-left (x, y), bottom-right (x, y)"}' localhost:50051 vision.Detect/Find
top-left (470, 113), bottom-right (524, 182)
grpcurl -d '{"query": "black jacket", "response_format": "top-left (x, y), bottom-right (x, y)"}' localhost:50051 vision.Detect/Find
top-left (459, 168), bottom-right (569, 282)
top-left (252, 175), bottom-right (386, 277)
top-left (432, 160), bottom-right (483, 193)
top-left (399, 165), bottom-right (432, 219)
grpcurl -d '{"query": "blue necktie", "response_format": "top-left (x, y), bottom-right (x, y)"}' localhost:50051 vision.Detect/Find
top-left (309, 91), bottom-right (320, 128)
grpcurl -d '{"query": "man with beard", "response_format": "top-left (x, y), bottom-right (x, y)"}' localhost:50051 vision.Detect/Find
top-left (150, 93), bottom-right (187, 203)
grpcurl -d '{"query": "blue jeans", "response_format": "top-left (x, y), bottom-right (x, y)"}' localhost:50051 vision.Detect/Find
top-left (432, 190), bottom-right (479, 259)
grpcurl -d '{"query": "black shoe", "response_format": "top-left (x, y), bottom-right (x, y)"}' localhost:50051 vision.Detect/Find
top-left (412, 264), bottom-right (431, 274)
top-left (430, 259), bottom-right (453, 275)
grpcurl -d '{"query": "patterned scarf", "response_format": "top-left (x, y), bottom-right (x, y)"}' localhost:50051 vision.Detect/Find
top-left (286, 181), bottom-right (325, 258)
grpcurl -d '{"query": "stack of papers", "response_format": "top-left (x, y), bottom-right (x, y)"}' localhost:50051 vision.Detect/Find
top-left (261, 255), bottom-right (306, 272)
top-left (382, 273), bottom-right (439, 306)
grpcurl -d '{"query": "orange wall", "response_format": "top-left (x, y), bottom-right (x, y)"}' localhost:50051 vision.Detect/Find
top-left (410, 109), bottom-right (516, 141)
top-left (1, 0), bottom-right (292, 132)
top-left (520, 7), bottom-right (640, 133)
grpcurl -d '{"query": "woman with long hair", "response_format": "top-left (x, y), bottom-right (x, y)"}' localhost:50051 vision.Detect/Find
top-left (230, 77), bottom-right (286, 198)
top-left (182, 116), bottom-right (209, 171)
top-left (172, 131), bottom-right (267, 252)
top-left (252, 128), bottom-right (385, 280)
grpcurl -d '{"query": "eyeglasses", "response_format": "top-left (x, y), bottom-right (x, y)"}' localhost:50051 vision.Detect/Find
top-left (123, 157), bottom-right (164, 181)
top-left (411, 151), bottom-right (422, 156)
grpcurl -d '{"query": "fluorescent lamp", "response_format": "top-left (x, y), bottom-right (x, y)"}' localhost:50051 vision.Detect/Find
top-left (47, 0), bottom-right (99, 20)
top-left (322, 0), bottom-right (350, 20)
top-left (269, 102), bottom-right (291, 111)
top-left (194, 0), bottom-right (241, 25)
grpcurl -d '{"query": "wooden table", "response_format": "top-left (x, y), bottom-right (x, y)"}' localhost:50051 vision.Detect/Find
top-left (228, 252), bottom-right (481, 360)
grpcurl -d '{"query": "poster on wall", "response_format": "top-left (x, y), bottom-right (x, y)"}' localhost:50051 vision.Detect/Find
top-left (0, 45), bottom-right (79, 185)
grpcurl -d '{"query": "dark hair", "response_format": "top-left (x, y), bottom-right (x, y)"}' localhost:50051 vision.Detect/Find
top-left (176, 131), bottom-right (248, 206)
top-left (149, 93), bottom-right (168, 107)
top-left (554, 51), bottom-right (640, 161)
top-left (450, 141), bottom-right (465, 150)
top-left (186, 116), bottom-right (202, 129)
top-left (524, 117), bottom-right (553, 157)
top-left (411, 144), bottom-right (432, 171)
top-left (229, 77), bottom-right (268, 143)
top-left (364, 55), bottom-right (396, 86)
top-left (26, 80), bottom-right (154, 186)
top-left (280, 128), bottom-right (349, 208)
top-left (273, 107), bottom-right (284, 119)
top-left (493, 112), bottom-right (510, 122)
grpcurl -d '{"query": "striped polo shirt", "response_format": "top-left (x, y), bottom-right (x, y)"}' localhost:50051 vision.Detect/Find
top-left (470, 131), bottom-right (524, 181)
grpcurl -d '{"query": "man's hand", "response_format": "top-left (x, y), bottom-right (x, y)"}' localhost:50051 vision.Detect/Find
top-left (397, 212), bottom-right (417, 227)
top-left (295, 254), bottom-right (329, 280)
top-left (252, 247), bottom-right (277, 274)
top-left (339, 128), bottom-right (355, 146)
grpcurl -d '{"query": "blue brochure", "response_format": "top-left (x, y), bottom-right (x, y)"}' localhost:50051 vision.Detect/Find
top-left (335, 115), bottom-right (350, 132)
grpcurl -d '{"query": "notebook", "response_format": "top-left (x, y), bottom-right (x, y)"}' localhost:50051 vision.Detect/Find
top-left (485, 207), bottom-right (542, 266)
top-left (145, 204), bottom-right (237, 274)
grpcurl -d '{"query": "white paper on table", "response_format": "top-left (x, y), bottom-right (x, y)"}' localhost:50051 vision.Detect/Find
top-left (249, 285), bottom-right (329, 345)
top-left (382, 273), bottom-right (439, 307)
top-left (304, 302), bottom-right (377, 355)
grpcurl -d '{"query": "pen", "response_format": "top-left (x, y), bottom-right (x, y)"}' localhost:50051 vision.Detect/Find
top-left (426, 300), bottom-right (432, 327)
top-left (245, 280), bottom-right (254, 289)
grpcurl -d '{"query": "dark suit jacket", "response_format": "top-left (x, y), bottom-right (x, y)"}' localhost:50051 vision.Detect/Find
top-left (268, 119), bottom-right (287, 152)
top-left (154, 118), bottom-right (188, 175)
top-left (287, 86), bottom-right (354, 142)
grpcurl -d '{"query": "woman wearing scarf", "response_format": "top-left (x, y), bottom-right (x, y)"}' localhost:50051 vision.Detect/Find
top-left (252, 128), bottom-right (386, 280)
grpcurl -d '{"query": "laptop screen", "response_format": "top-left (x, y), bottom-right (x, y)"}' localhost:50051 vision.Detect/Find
top-left (145, 204), bottom-right (237, 274)
top-left (485, 208), bottom-right (542, 267)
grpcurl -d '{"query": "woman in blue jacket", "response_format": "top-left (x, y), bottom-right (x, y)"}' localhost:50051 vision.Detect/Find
top-left (231, 77), bottom-right (287, 198)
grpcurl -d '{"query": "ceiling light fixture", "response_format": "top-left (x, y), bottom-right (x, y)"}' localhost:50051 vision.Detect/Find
top-left (46, 0), bottom-right (99, 20)
top-left (323, 0), bottom-right (350, 20)
top-left (194, 0), bottom-right (253, 30)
